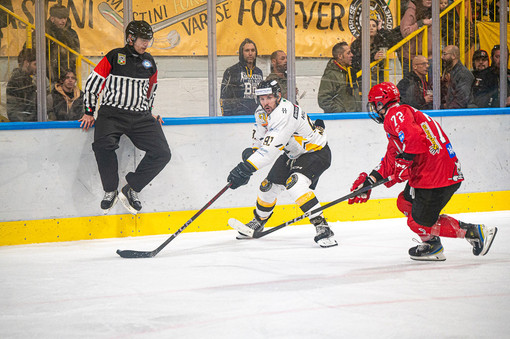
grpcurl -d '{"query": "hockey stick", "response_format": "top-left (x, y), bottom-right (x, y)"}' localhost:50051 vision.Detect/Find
top-left (116, 182), bottom-right (232, 258)
top-left (252, 177), bottom-right (392, 239)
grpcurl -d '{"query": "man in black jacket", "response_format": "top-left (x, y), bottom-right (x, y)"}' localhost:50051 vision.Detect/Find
top-left (397, 55), bottom-right (433, 110)
top-left (441, 45), bottom-right (474, 109)
top-left (79, 20), bottom-right (171, 214)
top-left (6, 48), bottom-right (37, 121)
top-left (46, 4), bottom-right (80, 83)
top-left (220, 38), bottom-right (263, 116)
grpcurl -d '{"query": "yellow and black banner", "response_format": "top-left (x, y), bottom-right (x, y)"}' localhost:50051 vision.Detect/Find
top-left (4, 0), bottom-right (397, 57)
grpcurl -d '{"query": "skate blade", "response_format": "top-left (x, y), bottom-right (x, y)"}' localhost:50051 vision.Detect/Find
top-left (119, 191), bottom-right (138, 215)
top-left (236, 233), bottom-right (254, 240)
top-left (410, 252), bottom-right (446, 261)
top-left (316, 237), bottom-right (338, 248)
top-left (480, 226), bottom-right (498, 256)
top-left (228, 218), bottom-right (254, 238)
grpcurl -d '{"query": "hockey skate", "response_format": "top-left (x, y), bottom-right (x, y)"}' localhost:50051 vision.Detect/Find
top-left (228, 210), bottom-right (269, 239)
top-left (409, 236), bottom-right (446, 261)
top-left (119, 184), bottom-right (142, 214)
top-left (101, 190), bottom-right (118, 214)
top-left (311, 216), bottom-right (337, 248)
top-left (461, 222), bottom-right (498, 256)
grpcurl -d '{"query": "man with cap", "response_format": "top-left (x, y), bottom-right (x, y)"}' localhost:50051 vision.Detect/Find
top-left (472, 49), bottom-right (489, 71)
top-left (471, 45), bottom-right (510, 107)
top-left (46, 4), bottom-right (80, 82)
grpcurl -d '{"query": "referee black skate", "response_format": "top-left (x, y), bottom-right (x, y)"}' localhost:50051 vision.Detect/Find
top-left (79, 20), bottom-right (171, 214)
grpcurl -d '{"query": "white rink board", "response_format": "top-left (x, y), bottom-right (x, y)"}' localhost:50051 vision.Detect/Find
top-left (0, 114), bottom-right (509, 221)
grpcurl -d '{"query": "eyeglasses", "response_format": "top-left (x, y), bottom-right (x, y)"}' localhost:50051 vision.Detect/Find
top-left (64, 76), bottom-right (77, 80)
top-left (414, 62), bottom-right (429, 66)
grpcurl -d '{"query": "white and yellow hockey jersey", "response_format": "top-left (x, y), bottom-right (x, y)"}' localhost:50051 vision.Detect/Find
top-left (246, 98), bottom-right (328, 170)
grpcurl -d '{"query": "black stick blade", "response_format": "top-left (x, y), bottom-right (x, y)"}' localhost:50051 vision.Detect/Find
top-left (116, 249), bottom-right (155, 258)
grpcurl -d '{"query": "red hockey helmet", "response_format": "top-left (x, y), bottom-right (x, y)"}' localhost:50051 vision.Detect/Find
top-left (367, 82), bottom-right (400, 124)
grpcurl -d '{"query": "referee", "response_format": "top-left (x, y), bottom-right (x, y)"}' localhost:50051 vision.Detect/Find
top-left (79, 20), bottom-right (171, 214)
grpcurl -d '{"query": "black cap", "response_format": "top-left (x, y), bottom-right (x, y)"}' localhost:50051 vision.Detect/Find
top-left (473, 49), bottom-right (489, 60)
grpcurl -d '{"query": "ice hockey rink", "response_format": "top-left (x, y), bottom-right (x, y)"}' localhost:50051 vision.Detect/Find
top-left (1, 211), bottom-right (508, 338)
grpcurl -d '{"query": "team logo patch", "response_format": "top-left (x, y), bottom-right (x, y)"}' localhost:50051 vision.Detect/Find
top-left (142, 60), bottom-right (152, 69)
top-left (117, 54), bottom-right (126, 65)
top-left (446, 143), bottom-right (456, 158)
top-left (398, 131), bottom-right (405, 143)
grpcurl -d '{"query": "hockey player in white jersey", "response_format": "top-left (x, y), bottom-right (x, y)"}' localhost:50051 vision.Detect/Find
top-left (227, 80), bottom-right (337, 247)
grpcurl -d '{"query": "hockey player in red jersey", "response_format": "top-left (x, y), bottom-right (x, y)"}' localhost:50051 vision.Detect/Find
top-left (349, 82), bottom-right (497, 261)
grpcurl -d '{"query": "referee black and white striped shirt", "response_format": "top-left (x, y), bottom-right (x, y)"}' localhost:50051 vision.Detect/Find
top-left (84, 45), bottom-right (157, 115)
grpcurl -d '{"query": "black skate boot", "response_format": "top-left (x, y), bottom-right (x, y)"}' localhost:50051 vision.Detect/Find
top-left (119, 184), bottom-right (142, 214)
top-left (233, 210), bottom-right (271, 239)
top-left (101, 190), bottom-right (118, 214)
top-left (409, 236), bottom-right (446, 261)
top-left (460, 222), bottom-right (498, 256)
top-left (310, 216), bottom-right (337, 248)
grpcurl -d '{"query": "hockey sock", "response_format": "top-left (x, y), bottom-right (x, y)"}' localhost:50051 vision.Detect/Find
top-left (256, 180), bottom-right (284, 219)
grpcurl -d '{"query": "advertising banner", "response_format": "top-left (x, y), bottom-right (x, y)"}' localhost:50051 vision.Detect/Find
top-left (3, 0), bottom-right (396, 57)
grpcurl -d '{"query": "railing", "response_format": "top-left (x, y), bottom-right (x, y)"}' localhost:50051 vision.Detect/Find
top-left (0, 4), bottom-right (96, 88)
top-left (357, 0), bottom-right (467, 83)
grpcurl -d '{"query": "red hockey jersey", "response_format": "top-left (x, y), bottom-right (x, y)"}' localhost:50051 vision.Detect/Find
top-left (374, 104), bottom-right (464, 189)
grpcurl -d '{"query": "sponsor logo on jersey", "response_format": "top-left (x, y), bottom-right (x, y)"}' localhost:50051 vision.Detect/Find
top-left (142, 59), bottom-right (152, 69)
top-left (446, 143), bottom-right (456, 158)
top-left (421, 122), bottom-right (442, 155)
top-left (117, 54), bottom-right (126, 65)
top-left (398, 131), bottom-right (405, 143)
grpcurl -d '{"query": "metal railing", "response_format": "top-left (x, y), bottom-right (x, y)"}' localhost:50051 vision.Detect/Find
top-left (0, 4), bottom-right (96, 88)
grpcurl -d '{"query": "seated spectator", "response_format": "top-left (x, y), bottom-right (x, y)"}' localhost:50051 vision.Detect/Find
top-left (318, 42), bottom-right (361, 113)
top-left (46, 4), bottom-right (80, 83)
top-left (351, 19), bottom-right (390, 85)
top-left (47, 69), bottom-right (84, 121)
top-left (401, 0), bottom-right (432, 79)
top-left (472, 49), bottom-right (489, 71)
top-left (220, 38), bottom-right (263, 116)
top-left (440, 45), bottom-right (474, 109)
top-left (6, 48), bottom-right (37, 122)
top-left (472, 45), bottom-right (510, 107)
top-left (397, 55), bottom-right (433, 110)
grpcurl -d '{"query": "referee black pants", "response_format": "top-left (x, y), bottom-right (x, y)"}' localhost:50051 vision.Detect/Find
top-left (92, 110), bottom-right (171, 193)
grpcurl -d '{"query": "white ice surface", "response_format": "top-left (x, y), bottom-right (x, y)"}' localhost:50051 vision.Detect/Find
top-left (1, 211), bottom-right (509, 339)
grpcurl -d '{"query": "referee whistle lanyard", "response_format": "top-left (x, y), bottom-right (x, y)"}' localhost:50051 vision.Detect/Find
top-left (333, 60), bottom-right (354, 89)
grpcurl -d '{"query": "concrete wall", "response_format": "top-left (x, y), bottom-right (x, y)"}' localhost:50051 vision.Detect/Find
top-left (1, 111), bottom-right (509, 222)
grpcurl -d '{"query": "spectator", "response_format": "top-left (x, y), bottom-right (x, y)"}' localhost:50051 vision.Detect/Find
top-left (472, 49), bottom-right (490, 71)
top-left (318, 42), bottom-right (361, 113)
top-left (46, 4), bottom-right (80, 83)
top-left (397, 55), bottom-right (433, 110)
top-left (265, 50), bottom-right (289, 99)
top-left (401, 0), bottom-right (432, 79)
top-left (351, 19), bottom-right (396, 85)
top-left (441, 45), bottom-right (474, 109)
top-left (6, 48), bottom-right (37, 122)
top-left (471, 49), bottom-right (495, 108)
top-left (473, 45), bottom-right (510, 107)
top-left (220, 38), bottom-right (263, 116)
top-left (47, 69), bottom-right (84, 121)
top-left (79, 20), bottom-right (171, 214)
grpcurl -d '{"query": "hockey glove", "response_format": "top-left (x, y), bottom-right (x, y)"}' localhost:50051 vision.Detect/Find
top-left (242, 147), bottom-right (257, 162)
top-left (394, 153), bottom-right (415, 183)
top-left (228, 161), bottom-right (256, 189)
top-left (348, 172), bottom-right (375, 204)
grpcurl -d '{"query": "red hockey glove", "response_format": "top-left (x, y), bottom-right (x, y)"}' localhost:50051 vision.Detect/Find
top-left (394, 157), bottom-right (413, 183)
top-left (348, 172), bottom-right (375, 204)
